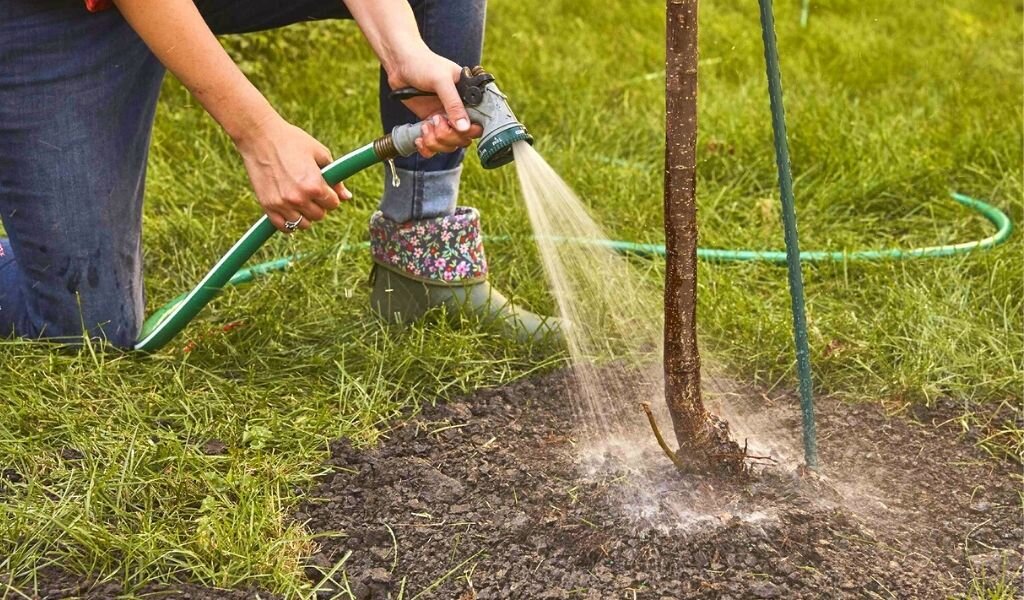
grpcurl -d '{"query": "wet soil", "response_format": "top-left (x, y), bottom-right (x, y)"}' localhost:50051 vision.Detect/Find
top-left (16, 370), bottom-right (1022, 599)
top-left (301, 369), bottom-right (1022, 599)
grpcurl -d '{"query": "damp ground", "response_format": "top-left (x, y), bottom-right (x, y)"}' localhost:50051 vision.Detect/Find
top-left (298, 369), bottom-right (1021, 599)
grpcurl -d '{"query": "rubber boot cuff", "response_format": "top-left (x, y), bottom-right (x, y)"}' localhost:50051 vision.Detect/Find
top-left (369, 207), bottom-right (488, 285)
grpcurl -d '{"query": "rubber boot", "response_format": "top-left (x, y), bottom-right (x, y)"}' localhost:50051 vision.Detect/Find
top-left (368, 208), bottom-right (564, 344)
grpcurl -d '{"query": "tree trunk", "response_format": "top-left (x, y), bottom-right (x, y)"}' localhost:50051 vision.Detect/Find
top-left (664, 0), bottom-right (741, 470)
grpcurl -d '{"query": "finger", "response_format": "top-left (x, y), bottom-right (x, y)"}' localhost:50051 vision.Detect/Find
top-left (311, 181), bottom-right (341, 212)
top-left (308, 144), bottom-right (344, 210)
top-left (267, 212), bottom-right (288, 233)
top-left (414, 137), bottom-right (436, 159)
top-left (417, 117), bottom-right (450, 152)
top-left (434, 73), bottom-right (470, 133)
top-left (277, 206), bottom-right (303, 226)
top-left (268, 211), bottom-right (312, 233)
top-left (311, 190), bottom-right (340, 212)
top-left (421, 118), bottom-right (439, 145)
top-left (282, 191), bottom-right (326, 222)
top-left (432, 117), bottom-right (473, 148)
top-left (334, 182), bottom-right (353, 202)
top-left (312, 143), bottom-right (334, 168)
top-left (299, 202), bottom-right (327, 222)
top-left (421, 117), bottom-right (460, 154)
top-left (289, 176), bottom-right (331, 221)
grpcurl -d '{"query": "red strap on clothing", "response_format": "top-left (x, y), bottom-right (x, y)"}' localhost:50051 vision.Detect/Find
top-left (84, 0), bottom-right (113, 12)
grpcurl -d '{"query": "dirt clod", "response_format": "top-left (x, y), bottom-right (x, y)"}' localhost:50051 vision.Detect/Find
top-left (59, 447), bottom-right (84, 461)
top-left (201, 438), bottom-right (228, 455)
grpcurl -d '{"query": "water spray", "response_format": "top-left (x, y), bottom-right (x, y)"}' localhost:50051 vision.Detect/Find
top-left (134, 66), bottom-right (530, 352)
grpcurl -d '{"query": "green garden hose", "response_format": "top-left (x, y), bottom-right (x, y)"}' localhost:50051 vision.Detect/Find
top-left (133, 142), bottom-right (381, 352)
top-left (594, 193), bottom-right (1013, 261)
top-left (137, 186), bottom-right (1011, 353)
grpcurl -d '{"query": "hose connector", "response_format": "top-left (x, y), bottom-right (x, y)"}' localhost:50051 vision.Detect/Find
top-left (376, 121), bottom-right (422, 161)
top-left (372, 133), bottom-right (400, 161)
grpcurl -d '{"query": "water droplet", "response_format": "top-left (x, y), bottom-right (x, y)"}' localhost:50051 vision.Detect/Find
top-left (386, 159), bottom-right (400, 188)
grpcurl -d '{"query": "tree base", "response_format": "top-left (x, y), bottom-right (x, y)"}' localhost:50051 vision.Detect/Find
top-left (642, 403), bottom-right (752, 475)
top-left (685, 412), bottom-right (747, 475)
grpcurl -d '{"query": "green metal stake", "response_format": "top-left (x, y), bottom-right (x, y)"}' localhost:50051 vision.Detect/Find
top-left (757, 0), bottom-right (819, 469)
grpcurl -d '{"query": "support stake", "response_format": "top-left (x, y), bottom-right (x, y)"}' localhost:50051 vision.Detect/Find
top-left (757, 0), bottom-right (819, 469)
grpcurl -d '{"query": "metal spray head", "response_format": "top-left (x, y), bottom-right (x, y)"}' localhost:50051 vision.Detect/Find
top-left (379, 66), bottom-right (534, 169)
top-left (458, 66), bottom-right (534, 168)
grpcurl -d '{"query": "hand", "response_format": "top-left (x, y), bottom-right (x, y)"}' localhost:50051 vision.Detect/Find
top-left (235, 117), bottom-right (352, 232)
top-left (386, 48), bottom-right (484, 158)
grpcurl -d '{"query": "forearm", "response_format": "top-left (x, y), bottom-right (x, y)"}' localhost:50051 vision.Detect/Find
top-left (342, 0), bottom-right (429, 80)
top-left (112, 0), bottom-right (277, 146)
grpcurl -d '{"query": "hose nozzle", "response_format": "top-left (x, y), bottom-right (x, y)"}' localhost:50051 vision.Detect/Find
top-left (382, 66), bottom-right (533, 169)
top-left (459, 66), bottom-right (534, 169)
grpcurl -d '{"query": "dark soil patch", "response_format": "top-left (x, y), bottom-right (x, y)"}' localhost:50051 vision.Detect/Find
top-left (301, 369), bottom-right (1022, 599)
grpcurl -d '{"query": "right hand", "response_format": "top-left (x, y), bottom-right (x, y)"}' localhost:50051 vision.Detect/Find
top-left (386, 50), bottom-right (483, 158)
top-left (235, 116), bottom-right (352, 232)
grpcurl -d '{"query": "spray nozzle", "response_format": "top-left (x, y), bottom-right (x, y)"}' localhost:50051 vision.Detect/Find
top-left (384, 66), bottom-right (534, 169)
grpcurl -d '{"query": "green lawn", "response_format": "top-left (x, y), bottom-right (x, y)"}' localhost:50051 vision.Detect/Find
top-left (1, 0), bottom-right (1020, 596)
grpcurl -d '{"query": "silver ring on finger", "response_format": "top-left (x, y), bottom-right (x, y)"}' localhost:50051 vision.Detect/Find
top-left (284, 215), bottom-right (304, 233)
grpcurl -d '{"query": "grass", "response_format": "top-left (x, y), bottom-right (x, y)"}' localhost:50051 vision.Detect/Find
top-left (1, 0), bottom-right (1021, 597)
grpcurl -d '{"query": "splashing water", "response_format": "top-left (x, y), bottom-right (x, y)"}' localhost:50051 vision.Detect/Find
top-left (512, 142), bottom-right (798, 527)
top-left (512, 142), bottom-right (663, 441)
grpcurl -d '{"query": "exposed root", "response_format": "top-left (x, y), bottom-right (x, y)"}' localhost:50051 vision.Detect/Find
top-left (640, 402), bottom-right (688, 470)
top-left (712, 439), bottom-right (777, 464)
top-left (639, 404), bottom-right (767, 475)
top-left (695, 412), bottom-right (748, 474)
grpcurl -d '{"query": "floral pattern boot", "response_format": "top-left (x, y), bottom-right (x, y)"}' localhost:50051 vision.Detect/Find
top-left (369, 208), bottom-right (564, 343)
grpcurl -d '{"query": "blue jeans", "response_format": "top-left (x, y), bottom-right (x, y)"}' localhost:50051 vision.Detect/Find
top-left (0, 0), bottom-right (485, 348)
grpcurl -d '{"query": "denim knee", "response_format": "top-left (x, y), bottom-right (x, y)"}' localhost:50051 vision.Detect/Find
top-left (0, 2), bottom-right (157, 351)
top-left (0, 240), bottom-right (143, 350)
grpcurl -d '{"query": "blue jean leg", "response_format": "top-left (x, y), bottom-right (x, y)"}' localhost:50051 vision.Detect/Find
top-left (377, 0), bottom-right (486, 222)
top-left (0, 0), bottom-right (165, 348)
top-left (194, 0), bottom-right (349, 34)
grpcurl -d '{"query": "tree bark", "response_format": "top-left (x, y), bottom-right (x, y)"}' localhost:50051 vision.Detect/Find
top-left (664, 0), bottom-right (740, 470)
top-left (664, 0), bottom-right (705, 451)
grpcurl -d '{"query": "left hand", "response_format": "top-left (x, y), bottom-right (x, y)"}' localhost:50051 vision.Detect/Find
top-left (386, 49), bottom-right (484, 158)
